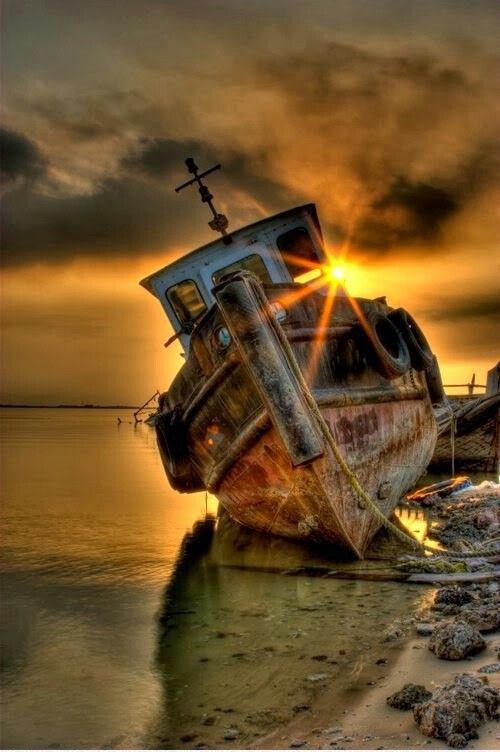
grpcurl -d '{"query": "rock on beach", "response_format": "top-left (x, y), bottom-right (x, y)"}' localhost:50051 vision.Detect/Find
top-left (428, 619), bottom-right (486, 660)
top-left (478, 663), bottom-right (500, 674)
top-left (462, 603), bottom-right (500, 634)
top-left (434, 586), bottom-right (472, 606)
top-left (386, 683), bottom-right (432, 710)
top-left (413, 673), bottom-right (499, 747)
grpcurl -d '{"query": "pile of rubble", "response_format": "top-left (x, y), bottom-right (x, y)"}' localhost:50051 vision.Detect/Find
top-left (413, 673), bottom-right (499, 748)
top-left (386, 580), bottom-right (499, 747)
top-left (398, 480), bottom-right (500, 574)
top-left (430, 487), bottom-right (499, 552)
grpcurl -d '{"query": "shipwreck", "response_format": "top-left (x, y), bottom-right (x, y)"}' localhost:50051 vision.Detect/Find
top-left (140, 158), bottom-right (441, 557)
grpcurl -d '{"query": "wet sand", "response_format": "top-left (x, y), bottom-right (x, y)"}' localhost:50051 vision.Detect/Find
top-left (149, 577), bottom-right (499, 751)
top-left (146, 564), bottom-right (432, 749)
top-left (145, 506), bottom-right (499, 750)
top-left (256, 634), bottom-right (500, 750)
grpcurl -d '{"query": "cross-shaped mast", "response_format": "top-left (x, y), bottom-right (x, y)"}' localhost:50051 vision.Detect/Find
top-left (175, 157), bottom-right (229, 237)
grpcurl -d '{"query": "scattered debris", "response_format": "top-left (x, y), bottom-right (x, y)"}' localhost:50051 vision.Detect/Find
top-left (478, 663), bottom-right (500, 674)
top-left (387, 684), bottom-right (432, 710)
top-left (415, 623), bottom-right (434, 636)
top-left (223, 728), bottom-right (239, 741)
top-left (406, 477), bottom-right (473, 503)
top-left (413, 673), bottom-right (499, 747)
top-left (427, 486), bottom-right (500, 552)
top-left (434, 585), bottom-right (473, 606)
top-left (428, 619), bottom-right (486, 660)
top-left (306, 672), bottom-right (330, 683)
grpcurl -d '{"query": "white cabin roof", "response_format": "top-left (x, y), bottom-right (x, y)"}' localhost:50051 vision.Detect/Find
top-left (140, 203), bottom-right (328, 350)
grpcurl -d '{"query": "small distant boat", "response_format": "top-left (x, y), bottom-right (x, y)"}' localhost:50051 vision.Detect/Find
top-left (431, 364), bottom-right (500, 474)
top-left (140, 158), bottom-right (439, 557)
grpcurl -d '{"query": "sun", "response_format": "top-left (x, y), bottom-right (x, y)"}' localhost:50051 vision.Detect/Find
top-left (326, 264), bottom-right (347, 283)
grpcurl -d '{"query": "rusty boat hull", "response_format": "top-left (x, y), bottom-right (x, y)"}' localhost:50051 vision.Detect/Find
top-left (216, 394), bottom-right (436, 557)
top-left (155, 272), bottom-right (438, 558)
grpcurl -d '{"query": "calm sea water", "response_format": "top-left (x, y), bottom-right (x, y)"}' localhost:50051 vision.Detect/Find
top-left (1, 408), bottom-right (432, 750)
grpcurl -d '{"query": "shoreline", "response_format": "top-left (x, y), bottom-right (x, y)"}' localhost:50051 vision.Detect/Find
top-left (0, 404), bottom-right (140, 409)
top-left (155, 486), bottom-right (499, 751)
top-left (252, 631), bottom-right (499, 750)
top-left (254, 485), bottom-right (500, 750)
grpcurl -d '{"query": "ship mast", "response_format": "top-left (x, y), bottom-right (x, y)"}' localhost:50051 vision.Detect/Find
top-left (175, 157), bottom-right (229, 237)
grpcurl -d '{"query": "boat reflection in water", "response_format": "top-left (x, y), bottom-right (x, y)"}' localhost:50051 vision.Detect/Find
top-left (146, 513), bottom-right (431, 749)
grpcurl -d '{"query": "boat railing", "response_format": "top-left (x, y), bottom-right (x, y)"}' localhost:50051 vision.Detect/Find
top-left (443, 373), bottom-right (486, 396)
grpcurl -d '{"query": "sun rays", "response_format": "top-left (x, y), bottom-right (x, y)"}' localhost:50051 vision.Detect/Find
top-left (272, 241), bottom-right (364, 388)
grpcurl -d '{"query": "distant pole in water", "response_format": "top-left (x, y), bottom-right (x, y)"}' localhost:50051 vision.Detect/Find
top-left (175, 157), bottom-right (230, 238)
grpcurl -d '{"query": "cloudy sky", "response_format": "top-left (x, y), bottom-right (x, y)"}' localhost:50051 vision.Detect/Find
top-left (1, 0), bottom-right (499, 404)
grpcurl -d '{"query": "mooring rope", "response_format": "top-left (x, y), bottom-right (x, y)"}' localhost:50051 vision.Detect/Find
top-left (263, 296), bottom-right (498, 560)
top-left (442, 398), bottom-right (457, 477)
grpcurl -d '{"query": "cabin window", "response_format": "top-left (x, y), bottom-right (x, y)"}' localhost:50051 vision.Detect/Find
top-left (277, 226), bottom-right (320, 278)
top-left (212, 254), bottom-right (272, 285)
top-left (166, 280), bottom-right (207, 326)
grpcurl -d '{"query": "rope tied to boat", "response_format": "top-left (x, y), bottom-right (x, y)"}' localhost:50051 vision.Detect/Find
top-left (442, 398), bottom-right (457, 477)
top-left (262, 291), bottom-right (499, 561)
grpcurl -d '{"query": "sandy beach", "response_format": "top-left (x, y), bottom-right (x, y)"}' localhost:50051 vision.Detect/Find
top-left (146, 564), bottom-right (499, 751)
top-left (255, 631), bottom-right (499, 750)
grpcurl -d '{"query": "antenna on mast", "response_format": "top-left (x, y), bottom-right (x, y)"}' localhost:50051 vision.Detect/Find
top-left (175, 157), bottom-right (229, 237)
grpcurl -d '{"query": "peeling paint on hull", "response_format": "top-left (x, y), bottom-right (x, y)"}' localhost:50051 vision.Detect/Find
top-left (216, 396), bottom-right (437, 557)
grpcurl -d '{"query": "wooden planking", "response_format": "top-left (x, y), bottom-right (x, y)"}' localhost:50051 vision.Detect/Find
top-left (215, 396), bottom-right (436, 557)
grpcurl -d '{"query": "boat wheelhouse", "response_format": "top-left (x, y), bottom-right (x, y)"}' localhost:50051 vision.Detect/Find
top-left (140, 202), bottom-right (328, 352)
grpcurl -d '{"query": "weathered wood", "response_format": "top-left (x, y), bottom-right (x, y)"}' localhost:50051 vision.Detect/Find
top-left (431, 392), bottom-right (500, 473)
top-left (219, 563), bottom-right (500, 584)
top-left (215, 395), bottom-right (435, 557)
top-left (214, 272), bottom-right (325, 467)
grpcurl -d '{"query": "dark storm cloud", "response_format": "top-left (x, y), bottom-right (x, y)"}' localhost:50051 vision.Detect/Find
top-left (1, 133), bottom-right (298, 266)
top-left (353, 177), bottom-right (459, 249)
top-left (256, 40), bottom-right (500, 252)
top-left (1, 36), bottom-right (499, 265)
top-left (426, 293), bottom-right (500, 323)
top-left (1, 172), bottom-right (202, 265)
top-left (0, 127), bottom-right (47, 188)
top-left (124, 136), bottom-right (298, 207)
top-left (122, 137), bottom-right (212, 178)
top-left (28, 97), bottom-right (123, 142)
